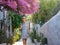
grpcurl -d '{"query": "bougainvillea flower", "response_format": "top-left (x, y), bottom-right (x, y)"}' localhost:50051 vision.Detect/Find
top-left (0, 0), bottom-right (40, 15)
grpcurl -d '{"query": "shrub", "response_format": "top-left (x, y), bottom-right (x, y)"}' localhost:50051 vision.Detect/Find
top-left (0, 29), bottom-right (6, 43)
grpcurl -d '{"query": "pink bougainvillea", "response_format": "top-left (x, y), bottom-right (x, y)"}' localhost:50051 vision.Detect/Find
top-left (0, 0), bottom-right (40, 15)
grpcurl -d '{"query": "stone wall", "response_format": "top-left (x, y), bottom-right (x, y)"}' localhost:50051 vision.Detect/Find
top-left (40, 11), bottom-right (60, 45)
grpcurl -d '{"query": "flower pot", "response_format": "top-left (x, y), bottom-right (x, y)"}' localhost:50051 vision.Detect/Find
top-left (36, 42), bottom-right (41, 45)
top-left (44, 44), bottom-right (47, 45)
top-left (34, 39), bottom-right (37, 43)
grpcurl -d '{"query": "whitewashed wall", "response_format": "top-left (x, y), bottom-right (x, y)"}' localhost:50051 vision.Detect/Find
top-left (40, 11), bottom-right (60, 45)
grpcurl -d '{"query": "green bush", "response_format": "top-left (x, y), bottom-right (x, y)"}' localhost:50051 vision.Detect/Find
top-left (7, 37), bottom-right (13, 44)
top-left (0, 29), bottom-right (6, 43)
top-left (13, 33), bottom-right (20, 42)
top-left (12, 29), bottom-right (21, 43)
top-left (6, 29), bottom-right (21, 44)
top-left (7, 34), bottom-right (21, 44)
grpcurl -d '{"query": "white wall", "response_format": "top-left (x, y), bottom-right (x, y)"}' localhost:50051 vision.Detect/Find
top-left (0, 11), bottom-right (3, 20)
top-left (40, 11), bottom-right (60, 45)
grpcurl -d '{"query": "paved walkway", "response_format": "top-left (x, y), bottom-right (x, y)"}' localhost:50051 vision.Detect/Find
top-left (0, 43), bottom-right (6, 45)
top-left (13, 37), bottom-right (35, 45)
top-left (0, 38), bottom-right (35, 45)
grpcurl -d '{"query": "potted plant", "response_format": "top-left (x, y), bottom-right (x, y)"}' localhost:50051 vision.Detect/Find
top-left (29, 28), bottom-right (41, 45)
top-left (41, 38), bottom-right (47, 45)
top-left (29, 28), bottom-right (37, 43)
top-left (36, 34), bottom-right (41, 45)
top-left (29, 28), bottom-right (48, 45)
